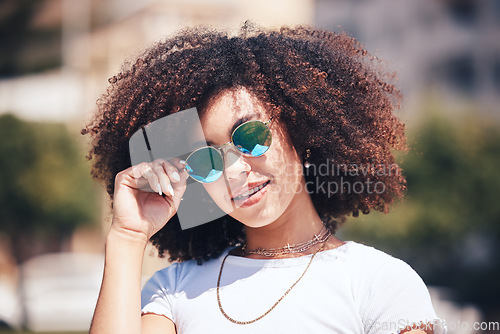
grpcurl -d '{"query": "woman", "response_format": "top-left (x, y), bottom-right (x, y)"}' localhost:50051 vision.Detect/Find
top-left (83, 23), bottom-right (445, 333)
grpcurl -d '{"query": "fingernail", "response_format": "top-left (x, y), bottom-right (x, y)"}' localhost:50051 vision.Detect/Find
top-left (156, 182), bottom-right (162, 196)
top-left (171, 171), bottom-right (181, 182)
top-left (179, 160), bottom-right (186, 165)
top-left (167, 184), bottom-right (174, 196)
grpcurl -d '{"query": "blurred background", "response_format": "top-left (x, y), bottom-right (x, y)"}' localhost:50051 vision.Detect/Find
top-left (0, 0), bottom-right (499, 333)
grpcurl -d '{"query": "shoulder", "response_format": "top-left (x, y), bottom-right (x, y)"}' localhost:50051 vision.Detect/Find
top-left (142, 262), bottom-right (181, 297)
top-left (342, 242), bottom-right (439, 331)
top-left (143, 248), bottom-right (231, 291)
top-left (342, 241), bottom-right (432, 304)
top-left (144, 259), bottom-right (201, 289)
top-left (342, 241), bottom-right (408, 274)
top-left (341, 240), bottom-right (393, 259)
top-left (141, 258), bottom-right (209, 322)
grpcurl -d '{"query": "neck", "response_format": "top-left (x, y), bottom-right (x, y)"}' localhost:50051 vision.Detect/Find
top-left (240, 180), bottom-right (338, 258)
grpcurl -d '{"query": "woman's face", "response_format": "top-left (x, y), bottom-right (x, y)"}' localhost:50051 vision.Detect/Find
top-left (199, 87), bottom-right (306, 228)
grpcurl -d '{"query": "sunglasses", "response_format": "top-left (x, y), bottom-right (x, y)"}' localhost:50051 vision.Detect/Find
top-left (184, 118), bottom-right (273, 183)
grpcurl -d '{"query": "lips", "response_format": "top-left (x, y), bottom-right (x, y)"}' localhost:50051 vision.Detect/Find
top-left (231, 180), bottom-right (270, 201)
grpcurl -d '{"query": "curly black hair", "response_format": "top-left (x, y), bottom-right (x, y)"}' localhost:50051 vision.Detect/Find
top-left (81, 22), bottom-right (407, 264)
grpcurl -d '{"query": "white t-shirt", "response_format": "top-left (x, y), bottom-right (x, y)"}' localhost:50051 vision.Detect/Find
top-left (141, 241), bottom-right (446, 333)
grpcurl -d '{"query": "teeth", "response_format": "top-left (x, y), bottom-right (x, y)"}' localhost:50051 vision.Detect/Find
top-left (234, 182), bottom-right (268, 200)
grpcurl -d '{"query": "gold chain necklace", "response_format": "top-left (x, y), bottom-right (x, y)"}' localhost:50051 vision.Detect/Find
top-left (241, 226), bottom-right (331, 257)
top-left (216, 234), bottom-right (331, 325)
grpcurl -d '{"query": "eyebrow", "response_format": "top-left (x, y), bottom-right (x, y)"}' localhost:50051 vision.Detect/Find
top-left (205, 113), bottom-right (257, 146)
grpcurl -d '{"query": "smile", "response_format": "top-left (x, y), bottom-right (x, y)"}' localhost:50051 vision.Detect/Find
top-left (231, 180), bottom-right (271, 206)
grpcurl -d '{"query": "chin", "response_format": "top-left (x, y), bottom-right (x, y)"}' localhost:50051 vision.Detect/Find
top-left (209, 183), bottom-right (294, 227)
top-left (228, 209), bottom-right (269, 227)
top-left (235, 217), bottom-right (275, 229)
top-left (230, 203), bottom-right (287, 229)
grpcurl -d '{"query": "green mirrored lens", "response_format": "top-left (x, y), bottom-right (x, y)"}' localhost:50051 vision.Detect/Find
top-left (185, 147), bottom-right (223, 183)
top-left (232, 121), bottom-right (272, 156)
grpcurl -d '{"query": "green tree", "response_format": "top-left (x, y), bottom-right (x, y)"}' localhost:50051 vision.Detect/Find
top-left (0, 114), bottom-right (101, 262)
top-left (342, 110), bottom-right (500, 320)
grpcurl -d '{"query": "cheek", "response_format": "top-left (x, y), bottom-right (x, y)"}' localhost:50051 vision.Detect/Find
top-left (203, 180), bottom-right (233, 213)
top-left (266, 138), bottom-right (304, 196)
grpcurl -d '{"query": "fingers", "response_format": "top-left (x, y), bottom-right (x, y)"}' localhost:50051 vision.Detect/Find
top-left (172, 158), bottom-right (187, 171)
top-left (130, 162), bottom-right (162, 195)
top-left (158, 159), bottom-right (188, 200)
top-left (152, 161), bottom-right (173, 196)
top-left (161, 158), bottom-right (188, 184)
top-left (128, 159), bottom-right (187, 199)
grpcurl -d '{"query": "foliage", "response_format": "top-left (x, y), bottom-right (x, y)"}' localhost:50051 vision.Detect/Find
top-left (0, 114), bottom-right (100, 261)
top-left (341, 109), bottom-right (500, 314)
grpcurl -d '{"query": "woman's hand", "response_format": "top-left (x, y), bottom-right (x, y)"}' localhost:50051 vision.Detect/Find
top-left (91, 159), bottom-right (186, 334)
top-left (110, 158), bottom-right (188, 242)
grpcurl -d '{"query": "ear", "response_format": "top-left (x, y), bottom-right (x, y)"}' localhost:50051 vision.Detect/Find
top-left (302, 148), bottom-right (312, 168)
top-left (302, 148), bottom-right (311, 160)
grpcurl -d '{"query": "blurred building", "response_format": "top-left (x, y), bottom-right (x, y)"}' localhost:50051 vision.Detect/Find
top-left (0, 0), bottom-right (314, 122)
top-left (2, 0), bottom-right (499, 122)
top-left (315, 0), bottom-right (500, 118)
top-left (21, 253), bottom-right (104, 331)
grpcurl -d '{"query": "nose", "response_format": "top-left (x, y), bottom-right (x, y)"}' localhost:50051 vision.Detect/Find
top-left (220, 145), bottom-right (251, 180)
